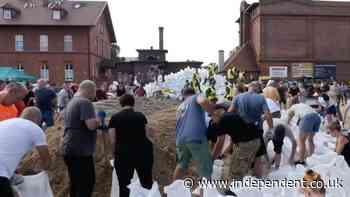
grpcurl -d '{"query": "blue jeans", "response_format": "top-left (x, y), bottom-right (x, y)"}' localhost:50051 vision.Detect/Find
top-left (42, 110), bottom-right (54, 127)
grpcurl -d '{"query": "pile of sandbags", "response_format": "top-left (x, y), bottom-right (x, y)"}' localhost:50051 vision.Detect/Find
top-left (144, 67), bottom-right (227, 99)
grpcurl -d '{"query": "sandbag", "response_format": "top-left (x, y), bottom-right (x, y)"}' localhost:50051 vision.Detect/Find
top-left (110, 160), bottom-right (139, 197)
top-left (128, 180), bottom-right (161, 197)
top-left (164, 180), bottom-right (192, 197)
top-left (14, 171), bottom-right (54, 197)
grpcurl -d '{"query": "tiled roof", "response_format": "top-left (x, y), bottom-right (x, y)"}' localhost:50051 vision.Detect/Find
top-left (0, 0), bottom-right (105, 26)
top-left (0, 0), bottom-right (116, 41)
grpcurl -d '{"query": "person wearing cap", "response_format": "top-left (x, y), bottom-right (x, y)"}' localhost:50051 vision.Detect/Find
top-left (173, 88), bottom-right (213, 181)
top-left (228, 81), bottom-right (273, 177)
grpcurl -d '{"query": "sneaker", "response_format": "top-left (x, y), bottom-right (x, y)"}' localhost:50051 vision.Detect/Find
top-left (11, 174), bottom-right (24, 186)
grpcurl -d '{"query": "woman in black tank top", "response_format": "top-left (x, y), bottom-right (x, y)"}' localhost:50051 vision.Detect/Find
top-left (328, 121), bottom-right (350, 167)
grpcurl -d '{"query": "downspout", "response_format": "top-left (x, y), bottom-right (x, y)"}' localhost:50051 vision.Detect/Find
top-left (88, 27), bottom-right (91, 80)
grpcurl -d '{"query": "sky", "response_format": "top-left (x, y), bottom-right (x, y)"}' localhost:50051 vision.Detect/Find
top-left (100, 0), bottom-right (348, 64)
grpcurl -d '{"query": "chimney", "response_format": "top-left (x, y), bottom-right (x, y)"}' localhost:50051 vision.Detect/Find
top-left (159, 27), bottom-right (164, 50)
top-left (218, 50), bottom-right (225, 72)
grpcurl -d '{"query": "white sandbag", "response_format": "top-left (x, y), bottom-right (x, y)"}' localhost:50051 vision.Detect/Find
top-left (110, 160), bottom-right (139, 197)
top-left (128, 180), bottom-right (161, 197)
top-left (212, 160), bottom-right (224, 180)
top-left (164, 180), bottom-right (191, 197)
top-left (14, 171), bottom-right (53, 197)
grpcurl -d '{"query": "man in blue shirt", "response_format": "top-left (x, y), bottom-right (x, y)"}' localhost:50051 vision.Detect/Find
top-left (173, 88), bottom-right (213, 180)
top-left (228, 81), bottom-right (273, 177)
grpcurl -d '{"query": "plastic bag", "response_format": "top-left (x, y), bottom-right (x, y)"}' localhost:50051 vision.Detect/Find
top-left (14, 171), bottom-right (54, 197)
top-left (128, 180), bottom-right (161, 197)
top-left (110, 160), bottom-right (138, 197)
top-left (164, 180), bottom-right (191, 197)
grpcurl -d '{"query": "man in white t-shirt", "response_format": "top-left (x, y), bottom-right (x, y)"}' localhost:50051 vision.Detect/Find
top-left (0, 107), bottom-right (50, 197)
top-left (287, 102), bottom-right (321, 165)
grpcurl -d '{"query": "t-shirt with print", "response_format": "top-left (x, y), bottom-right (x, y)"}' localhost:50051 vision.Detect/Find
top-left (175, 95), bottom-right (207, 145)
top-left (108, 108), bottom-right (152, 155)
top-left (63, 96), bottom-right (97, 156)
top-left (0, 118), bottom-right (47, 178)
top-left (35, 88), bottom-right (57, 112)
top-left (233, 91), bottom-right (269, 129)
top-left (289, 103), bottom-right (316, 121)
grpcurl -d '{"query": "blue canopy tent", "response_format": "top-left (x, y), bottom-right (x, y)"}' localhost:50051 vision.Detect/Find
top-left (0, 67), bottom-right (37, 82)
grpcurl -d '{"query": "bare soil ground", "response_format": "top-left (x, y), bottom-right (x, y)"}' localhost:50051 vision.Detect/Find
top-left (20, 97), bottom-right (183, 197)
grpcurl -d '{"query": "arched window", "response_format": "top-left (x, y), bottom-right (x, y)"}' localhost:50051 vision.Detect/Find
top-left (40, 64), bottom-right (49, 80)
top-left (65, 64), bottom-right (74, 81)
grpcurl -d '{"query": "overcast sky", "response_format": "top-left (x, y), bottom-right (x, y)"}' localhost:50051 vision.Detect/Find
top-left (103, 0), bottom-right (348, 64)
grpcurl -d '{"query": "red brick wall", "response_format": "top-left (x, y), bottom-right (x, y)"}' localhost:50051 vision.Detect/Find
top-left (0, 26), bottom-right (91, 84)
top-left (0, 10), bottom-right (115, 85)
top-left (253, 1), bottom-right (350, 80)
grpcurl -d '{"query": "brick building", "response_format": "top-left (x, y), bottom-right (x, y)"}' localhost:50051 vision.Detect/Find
top-left (225, 0), bottom-right (350, 81)
top-left (113, 27), bottom-right (202, 85)
top-left (0, 0), bottom-right (116, 85)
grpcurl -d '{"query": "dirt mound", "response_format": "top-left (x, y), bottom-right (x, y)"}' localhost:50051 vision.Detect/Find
top-left (20, 97), bottom-right (180, 197)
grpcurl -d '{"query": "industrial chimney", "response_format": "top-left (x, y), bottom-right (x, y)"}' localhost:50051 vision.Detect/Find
top-left (218, 50), bottom-right (225, 72)
top-left (159, 27), bottom-right (164, 50)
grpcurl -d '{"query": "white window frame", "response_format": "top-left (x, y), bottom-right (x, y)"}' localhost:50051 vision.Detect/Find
top-left (40, 64), bottom-right (49, 81)
top-left (52, 10), bottom-right (61, 20)
top-left (3, 9), bottom-right (12, 19)
top-left (15, 35), bottom-right (24, 52)
top-left (64, 35), bottom-right (73, 52)
top-left (40, 35), bottom-right (48, 52)
top-left (64, 64), bottom-right (74, 82)
top-left (17, 64), bottom-right (24, 72)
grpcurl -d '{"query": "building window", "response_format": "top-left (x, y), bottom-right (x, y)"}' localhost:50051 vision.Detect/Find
top-left (64, 35), bottom-right (73, 52)
top-left (17, 64), bottom-right (24, 72)
top-left (3, 8), bottom-right (12, 19)
top-left (100, 23), bottom-right (104, 34)
top-left (40, 35), bottom-right (48, 52)
top-left (52, 10), bottom-right (61, 20)
top-left (40, 64), bottom-right (49, 80)
top-left (65, 64), bottom-right (74, 81)
top-left (15, 35), bottom-right (24, 51)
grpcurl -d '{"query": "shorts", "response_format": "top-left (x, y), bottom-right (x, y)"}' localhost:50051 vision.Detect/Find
top-left (299, 113), bottom-right (321, 133)
top-left (176, 140), bottom-right (213, 179)
top-left (0, 177), bottom-right (14, 197)
top-left (42, 110), bottom-right (54, 127)
top-left (218, 139), bottom-right (260, 194)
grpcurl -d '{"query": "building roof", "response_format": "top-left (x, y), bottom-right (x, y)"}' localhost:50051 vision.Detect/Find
top-left (0, 0), bottom-right (116, 42)
top-left (224, 42), bottom-right (258, 72)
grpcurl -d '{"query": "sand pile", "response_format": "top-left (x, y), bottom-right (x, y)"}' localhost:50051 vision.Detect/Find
top-left (20, 97), bottom-right (181, 197)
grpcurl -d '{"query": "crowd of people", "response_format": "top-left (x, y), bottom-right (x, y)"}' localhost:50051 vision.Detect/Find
top-left (177, 67), bottom-right (350, 196)
top-left (0, 69), bottom-right (350, 197)
top-left (0, 78), bottom-right (149, 197)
